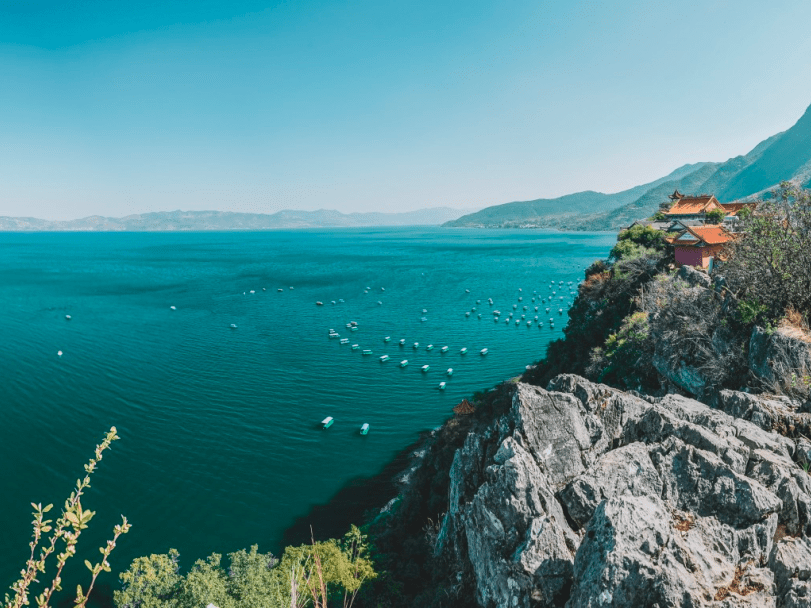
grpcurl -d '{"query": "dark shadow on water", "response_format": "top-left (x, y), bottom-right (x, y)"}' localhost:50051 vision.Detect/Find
top-left (280, 431), bottom-right (430, 549)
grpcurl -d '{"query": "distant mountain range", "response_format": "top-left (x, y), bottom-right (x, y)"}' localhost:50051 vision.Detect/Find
top-left (0, 207), bottom-right (476, 231)
top-left (445, 102), bottom-right (811, 230)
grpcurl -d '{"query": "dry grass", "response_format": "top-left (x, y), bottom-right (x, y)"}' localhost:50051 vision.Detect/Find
top-left (672, 512), bottom-right (695, 532)
top-left (714, 563), bottom-right (765, 600)
top-left (778, 307), bottom-right (811, 344)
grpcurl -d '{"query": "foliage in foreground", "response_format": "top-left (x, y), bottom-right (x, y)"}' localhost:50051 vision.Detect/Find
top-left (114, 526), bottom-right (376, 608)
top-left (4, 428), bottom-right (131, 608)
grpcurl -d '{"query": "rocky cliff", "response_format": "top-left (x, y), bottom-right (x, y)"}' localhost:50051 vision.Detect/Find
top-left (429, 375), bottom-right (811, 607)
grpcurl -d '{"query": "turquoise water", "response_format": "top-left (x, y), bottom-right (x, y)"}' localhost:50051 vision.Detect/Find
top-left (0, 228), bottom-right (613, 597)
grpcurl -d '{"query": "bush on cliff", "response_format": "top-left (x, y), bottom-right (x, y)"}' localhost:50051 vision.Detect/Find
top-left (723, 182), bottom-right (811, 324)
top-left (114, 526), bottom-right (376, 608)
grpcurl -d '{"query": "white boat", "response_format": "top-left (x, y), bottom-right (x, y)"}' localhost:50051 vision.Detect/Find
top-left (421, 365), bottom-right (430, 372)
top-left (360, 423), bottom-right (370, 435)
top-left (519, 288), bottom-right (522, 292)
top-left (523, 306), bottom-right (527, 310)
top-left (262, 288), bottom-right (266, 291)
top-left (559, 309), bottom-right (563, 313)
top-left (513, 304), bottom-right (517, 309)
top-left (426, 344), bottom-right (434, 351)
top-left (440, 346), bottom-right (449, 353)
top-left (527, 321), bottom-right (532, 326)
top-left (420, 316), bottom-right (428, 322)
top-left (447, 368), bottom-right (453, 376)
top-left (350, 326), bottom-right (359, 331)
top-left (331, 300), bottom-right (337, 305)
top-left (422, 309), bottom-right (428, 314)
top-left (278, 288), bottom-right (284, 292)
top-left (465, 312), bottom-right (470, 317)
top-left (169, 307), bottom-right (175, 311)
top-left (322, 417), bottom-right (334, 429)
top-left (380, 354), bottom-right (390, 362)
top-left (412, 342), bottom-right (420, 350)
top-left (518, 297), bottom-right (522, 301)
top-left (515, 320), bottom-right (520, 325)
top-left (57, 350), bottom-right (63, 357)
top-left (350, 321), bottom-right (358, 326)
top-left (476, 299), bottom-right (481, 304)
top-left (346, 323), bottom-right (352, 328)
top-left (351, 344), bottom-right (360, 350)
top-left (384, 336), bottom-right (391, 342)
top-left (230, 324), bottom-right (238, 329)
top-left (362, 349), bottom-right (373, 355)
top-left (289, 286), bottom-right (294, 290)
top-left (377, 301), bottom-right (383, 305)
top-left (329, 333), bottom-right (339, 339)
top-left (316, 301), bottom-right (323, 306)
top-left (399, 339), bottom-right (406, 346)
top-left (477, 314), bottom-right (482, 318)
top-left (493, 310), bottom-right (501, 315)
top-left (465, 289), bottom-right (470, 293)
top-left (65, 314), bottom-right (72, 319)
top-left (249, 290), bottom-right (255, 294)
top-left (340, 338), bottom-right (349, 344)
top-left (460, 347), bottom-right (467, 355)
top-left (400, 359), bottom-right (409, 367)
top-left (439, 382), bottom-right (446, 390)
top-left (339, 298), bottom-right (345, 303)
top-left (381, 287), bottom-right (385, 291)
top-left (480, 348), bottom-right (488, 355)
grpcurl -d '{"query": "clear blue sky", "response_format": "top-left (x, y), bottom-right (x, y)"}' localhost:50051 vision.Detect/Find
top-left (2, 0), bottom-right (811, 220)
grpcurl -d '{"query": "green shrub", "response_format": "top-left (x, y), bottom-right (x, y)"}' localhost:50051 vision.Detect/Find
top-left (705, 208), bottom-right (725, 224)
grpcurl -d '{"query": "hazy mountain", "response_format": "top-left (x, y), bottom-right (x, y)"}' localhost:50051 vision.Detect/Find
top-left (446, 101), bottom-right (811, 231)
top-left (442, 163), bottom-right (713, 228)
top-left (0, 207), bottom-right (476, 231)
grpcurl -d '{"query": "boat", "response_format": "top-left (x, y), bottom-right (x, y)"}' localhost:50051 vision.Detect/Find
top-left (476, 299), bottom-right (481, 304)
top-left (439, 382), bottom-right (446, 390)
top-left (420, 316), bottom-right (428, 322)
top-left (471, 307), bottom-right (476, 312)
top-left (426, 344), bottom-right (434, 351)
top-left (513, 304), bottom-right (517, 309)
top-left (250, 290), bottom-right (255, 294)
top-left (346, 323), bottom-right (352, 329)
top-left (169, 307), bottom-right (175, 311)
top-left (465, 312), bottom-right (470, 317)
top-left (360, 423), bottom-right (370, 435)
top-left (493, 310), bottom-right (501, 315)
top-left (278, 288), bottom-right (283, 292)
top-left (523, 306), bottom-right (528, 310)
top-left (447, 368), bottom-right (453, 376)
top-left (377, 301), bottom-right (383, 305)
top-left (329, 332), bottom-right (339, 339)
top-left (362, 349), bottom-right (373, 355)
top-left (421, 365), bottom-right (430, 372)
top-left (460, 348), bottom-right (467, 355)
top-left (262, 288), bottom-right (266, 291)
top-left (477, 314), bottom-right (482, 318)
top-left (380, 354), bottom-right (390, 362)
top-left (350, 321), bottom-right (358, 326)
top-left (515, 319), bottom-right (520, 325)
top-left (331, 300), bottom-right (337, 305)
top-left (480, 348), bottom-right (488, 355)
top-left (399, 339), bottom-right (406, 346)
top-left (413, 342), bottom-right (419, 349)
top-left (400, 360), bottom-right (409, 367)
top-left (350, 326), bottom-right (359, 331)
top-left (381, 287), bottom-right (385, 291)
top-left (559, 309), bottom-right (563, 314)
top-left (230, 324), bottom-right (238, 329)
top-left (518, 288), bottom-right (522, 292)
top-left (440, 346), bottom-right (449, 353)
top-left (527, 321), bottom-right (532, 326)
top-left (289, 286), bottom-right (295, 290)
top-left (340, 338), bottom-right (349, 344)
top-left (57, 350), bottom-right (63, 357)
top-left (422, 309), bottom-right (428, 314)
top-left (316, 301), bottom-right (323, 306)
top-left (351, 344), bottom-right (360, 350)
top-left (322, 417), bottom-right (334, 429)
top-left (465, 289), bottom-right (470, 293)
top-left (518, 297), bottom-right (522, 301)
top-left (338, 298), bottom-right (345, 303)
top-left (384, 336), bottom-right (391, 342)
top-left (366, 286), bottom-right (371, 290)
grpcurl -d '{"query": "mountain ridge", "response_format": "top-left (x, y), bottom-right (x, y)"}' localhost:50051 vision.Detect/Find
top-left (445, 101), bottom-right (811, 230)
top-left (0, 207), bottom-right (476, 231)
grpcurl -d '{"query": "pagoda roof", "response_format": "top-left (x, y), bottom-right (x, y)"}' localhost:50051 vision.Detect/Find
top-left (665, 195), bottom-right (721, 216)
top-left (453, 398), bottom-right (475, 415)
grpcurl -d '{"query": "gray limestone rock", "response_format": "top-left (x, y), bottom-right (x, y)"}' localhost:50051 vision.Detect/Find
top-left (770, 537), bottom-right (811, 608)
top-left (677, 264), bottom-right (712, 289)
top-left (750, 327), bottom-right (811, 399)
top-left (558, 442), bottom-right (663, 530)
top-left (650, 437), bottom-right (782, 528)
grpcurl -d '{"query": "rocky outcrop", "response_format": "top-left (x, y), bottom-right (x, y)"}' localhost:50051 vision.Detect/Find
top-left (434, 375), bottom-right (811, 607)
top-left (750, 326), bottom-right (811, 398)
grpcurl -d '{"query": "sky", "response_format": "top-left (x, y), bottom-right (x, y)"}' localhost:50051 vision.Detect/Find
top-left (2, 0), bottom-right (811, 220)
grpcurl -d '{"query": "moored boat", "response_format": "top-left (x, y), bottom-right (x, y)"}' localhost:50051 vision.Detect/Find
top-left (360, 423), bottom-right (370, 435)
top-left (380, 354), bottom-right (390, 362)
top-left (480, 348), bottom-right (488, 355)
top-left (440, 346), bottom-right (449, 353)
top-left (421, 365), bottom-right (430, 372)
top-left (439, 382), bottom-right (446, 390)
top-left (322, 417), bottom-right (334, 429)
top-left (447, 368), bottom-right (453, 376)
top-left (460, 347), bottom-right (467, 355)
top-left (400, 359), bottom-right (409, 367)
top-left (362, 349), bottom-right (373, 355)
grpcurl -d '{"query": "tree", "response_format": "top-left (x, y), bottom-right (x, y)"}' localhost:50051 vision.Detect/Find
top-left (723, 182), bottom-right (811, 323)
top-left (705, 208), bottom-right (725, 224)
top-left (5, 428), bottom-right (131, 608)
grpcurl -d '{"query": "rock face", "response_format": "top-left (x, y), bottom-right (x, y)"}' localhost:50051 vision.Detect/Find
top-left (750, 326), bottom-right (811, 398)
top-left (434, 375), bottom-right (811, 607)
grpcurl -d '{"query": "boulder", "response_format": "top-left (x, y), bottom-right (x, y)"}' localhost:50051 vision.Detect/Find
top-left (718, 389), bottom-right (811, 441)
top-left (558, 442), bottom-right (663, 530)
top-left (677, 264), bottom-right (712, 288)
top-left (769, 536), bottom-right (811, 608)
top-left (750, 327), bottom-right (811, 399)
